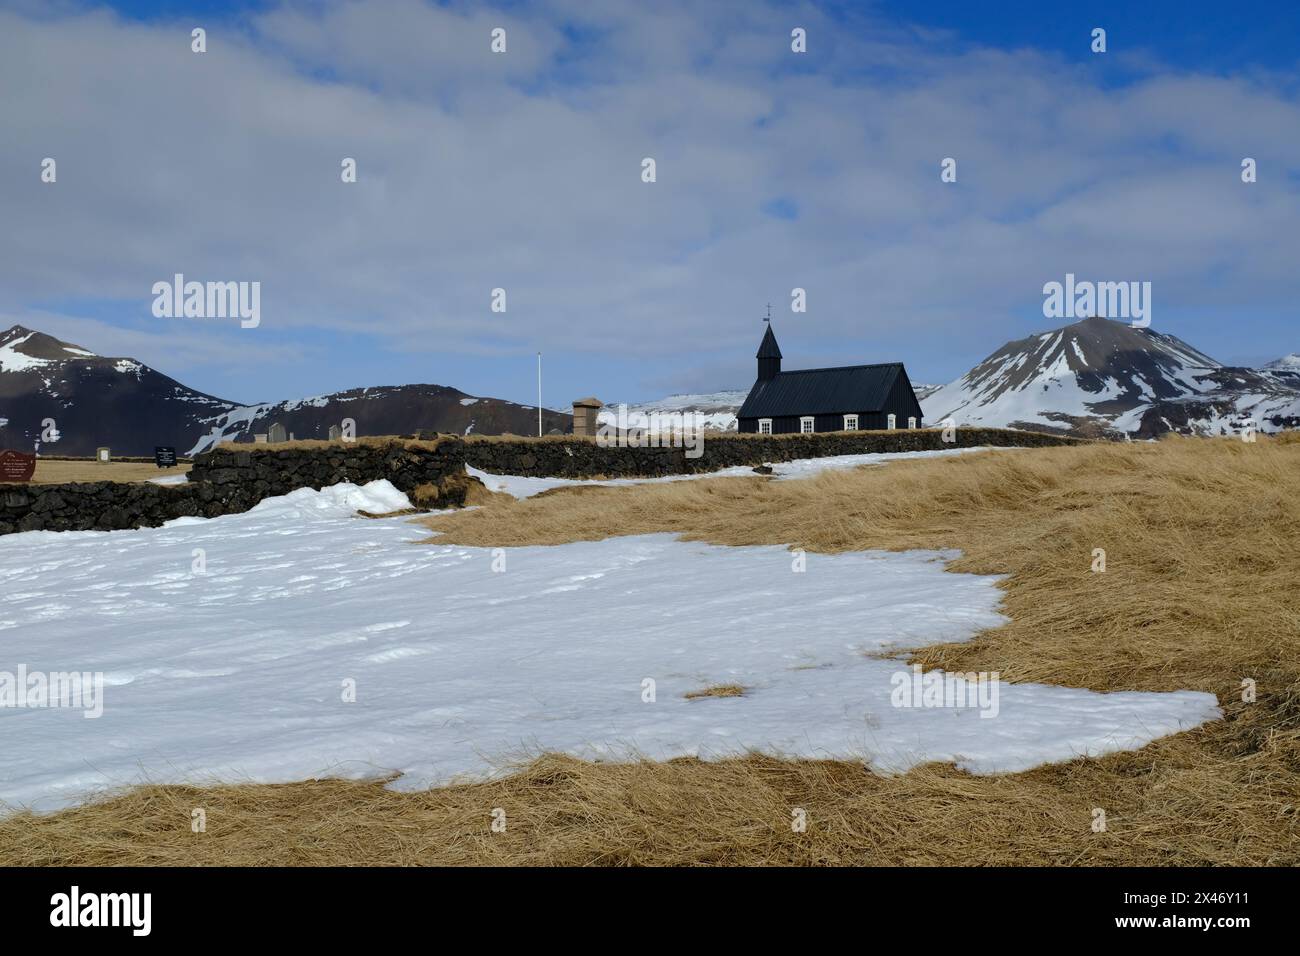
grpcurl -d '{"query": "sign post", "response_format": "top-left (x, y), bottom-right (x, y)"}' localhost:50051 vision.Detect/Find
top-left (0, 450), bottom-right (37, 483)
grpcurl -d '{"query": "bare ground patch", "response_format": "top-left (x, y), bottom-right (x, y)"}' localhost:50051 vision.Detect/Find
top-left (28, 460), bottom-right (190, 484)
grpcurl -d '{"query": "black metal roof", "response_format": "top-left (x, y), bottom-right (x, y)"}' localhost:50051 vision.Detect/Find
top-left (737, 363), bottom-right (905, 418)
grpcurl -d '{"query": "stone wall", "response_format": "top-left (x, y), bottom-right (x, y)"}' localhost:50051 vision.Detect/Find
top-left (193, 428), bottom-right (1080, 486)
top-left (187, 440), bottom-right (468, 500)
top-left (0, 440), bottom-right (471, 535)
top-left (0, 428), bottom-right (1080, 536)
top-left (1, 480), bottom-right (239, 534)
top-left (459, 427), bottom-right (1079, 478)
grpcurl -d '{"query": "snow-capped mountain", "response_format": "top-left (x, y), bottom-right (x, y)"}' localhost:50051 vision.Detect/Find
top-left (0, 325), bottom-right (570, 456)
top-left (1260, 353), bottom-right (1300, 390)
top-left (912, 383), bottom-right (941, 401)
top-left (923, 316), bottom-right (1300, 438)
top-left (0, 325), bottom-right (234, 456)
top-left (596, 389), bottom-right (749, 432)
top-left (8, 317), bottom-right (1294, 455)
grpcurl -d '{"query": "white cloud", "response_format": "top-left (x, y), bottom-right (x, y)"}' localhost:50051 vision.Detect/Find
top-left (0, 0), bottom-right (1297, 394)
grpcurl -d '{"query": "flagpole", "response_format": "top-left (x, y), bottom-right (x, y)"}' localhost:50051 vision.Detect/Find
top-left (537, 351), bottom-right (542, 437)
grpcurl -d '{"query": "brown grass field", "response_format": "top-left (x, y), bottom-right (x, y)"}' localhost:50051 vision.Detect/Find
top-left (2, 435), bottom-right (1297, 865)
top-left (26, 460), bottom-right (190, 484)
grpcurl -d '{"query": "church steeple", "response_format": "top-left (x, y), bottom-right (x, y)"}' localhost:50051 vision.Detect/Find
top-left (756, 322), bottom-right (782, 381)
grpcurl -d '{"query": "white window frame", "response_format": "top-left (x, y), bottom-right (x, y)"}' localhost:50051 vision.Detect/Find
top-left (887, 413), bottom-right (897, 430)
top-left (758, 418), bottom-right (772, 435)
top-left (843, 414), bottom-right (859, 431)
top-left (907, 416), bottom-right (917, 429)
top-left (800, 417), bottom-right (815, 434)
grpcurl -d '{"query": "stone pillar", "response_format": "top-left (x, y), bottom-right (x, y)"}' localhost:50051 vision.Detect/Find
top-left (571, 397), bottom-right (604, 437)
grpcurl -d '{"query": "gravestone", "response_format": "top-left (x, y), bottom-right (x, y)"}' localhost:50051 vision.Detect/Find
top-left (253, 434), bottom-right (268, 444)
top-left (328, 425), bottom-right (342, 441)
top-left (154, 446), bottom-right (177, 469)
top-left (267, 423), bottom-right (288, 444)
top-left (96, 447), bottom-right (111, 463)
top-left (0, 450), bottom-right (36, 483)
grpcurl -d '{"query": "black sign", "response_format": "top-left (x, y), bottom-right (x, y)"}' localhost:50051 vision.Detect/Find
top-left (154, 446), bottom-right (177, 468)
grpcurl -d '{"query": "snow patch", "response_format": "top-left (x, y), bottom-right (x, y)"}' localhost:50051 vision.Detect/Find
top-left (240, 480), bottom-right (413, 519)
top-left (0, 492), bottom-right (1219, 811)
top-left (0, 333), bottom-right (54, 372)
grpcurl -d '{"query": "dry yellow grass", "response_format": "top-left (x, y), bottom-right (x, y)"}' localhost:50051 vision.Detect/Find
top-left (410, 476), bottom-right (511, 509)
top-left (357, 477), bottom-right (509, 516)
top-left (3, 436), bottom-right (1298, 866)
top-left (27, 460), bottom-right (190, 484)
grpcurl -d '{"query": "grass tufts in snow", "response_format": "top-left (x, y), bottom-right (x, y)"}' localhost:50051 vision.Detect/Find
top-left (684, 684), bottom-right (747, 700)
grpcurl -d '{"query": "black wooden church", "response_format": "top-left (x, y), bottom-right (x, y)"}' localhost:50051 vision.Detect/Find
top-left (736, 324), bottom-right (923, 434)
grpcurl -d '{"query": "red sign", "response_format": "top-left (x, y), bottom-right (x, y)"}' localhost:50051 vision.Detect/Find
top-left (0, 450), bottom-right (36, 483)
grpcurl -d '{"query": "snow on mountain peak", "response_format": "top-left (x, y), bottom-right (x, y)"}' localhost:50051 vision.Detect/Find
top-left (922, 317), bottom-right (1300, 437)
top-left (921, 316), bottom-right (1233, 435)
top-left (0, 324), bottom-right (100, 371)
top-left (0, 332), bottom-right (50, 372)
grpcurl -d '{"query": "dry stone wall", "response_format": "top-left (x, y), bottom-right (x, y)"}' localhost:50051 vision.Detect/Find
top-left (459, 427), bottom-right (1078, 478)
top-left (0, 429), bottom-right (1080, 535)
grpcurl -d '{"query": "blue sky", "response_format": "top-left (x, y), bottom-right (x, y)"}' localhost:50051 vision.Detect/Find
top-left (875, 0), bottom-right (1300, 73)
top-left (2, 0), bottom-right (1297, 407)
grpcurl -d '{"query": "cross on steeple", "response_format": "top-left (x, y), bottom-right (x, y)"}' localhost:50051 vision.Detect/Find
top-left (763, 303), bottom-right (772, 323)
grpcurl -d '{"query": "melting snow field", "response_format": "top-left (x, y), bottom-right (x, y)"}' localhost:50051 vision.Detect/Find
top-left (0, 480), bottom-right (1219, 812)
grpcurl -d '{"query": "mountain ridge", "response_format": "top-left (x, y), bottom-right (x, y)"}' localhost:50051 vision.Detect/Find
top-left (0, 325), bottom-right (570, 456)
top-left (922, 316), bottom-right (1300, 438)
top-left (3, 319), bottom-right (1296, 454)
